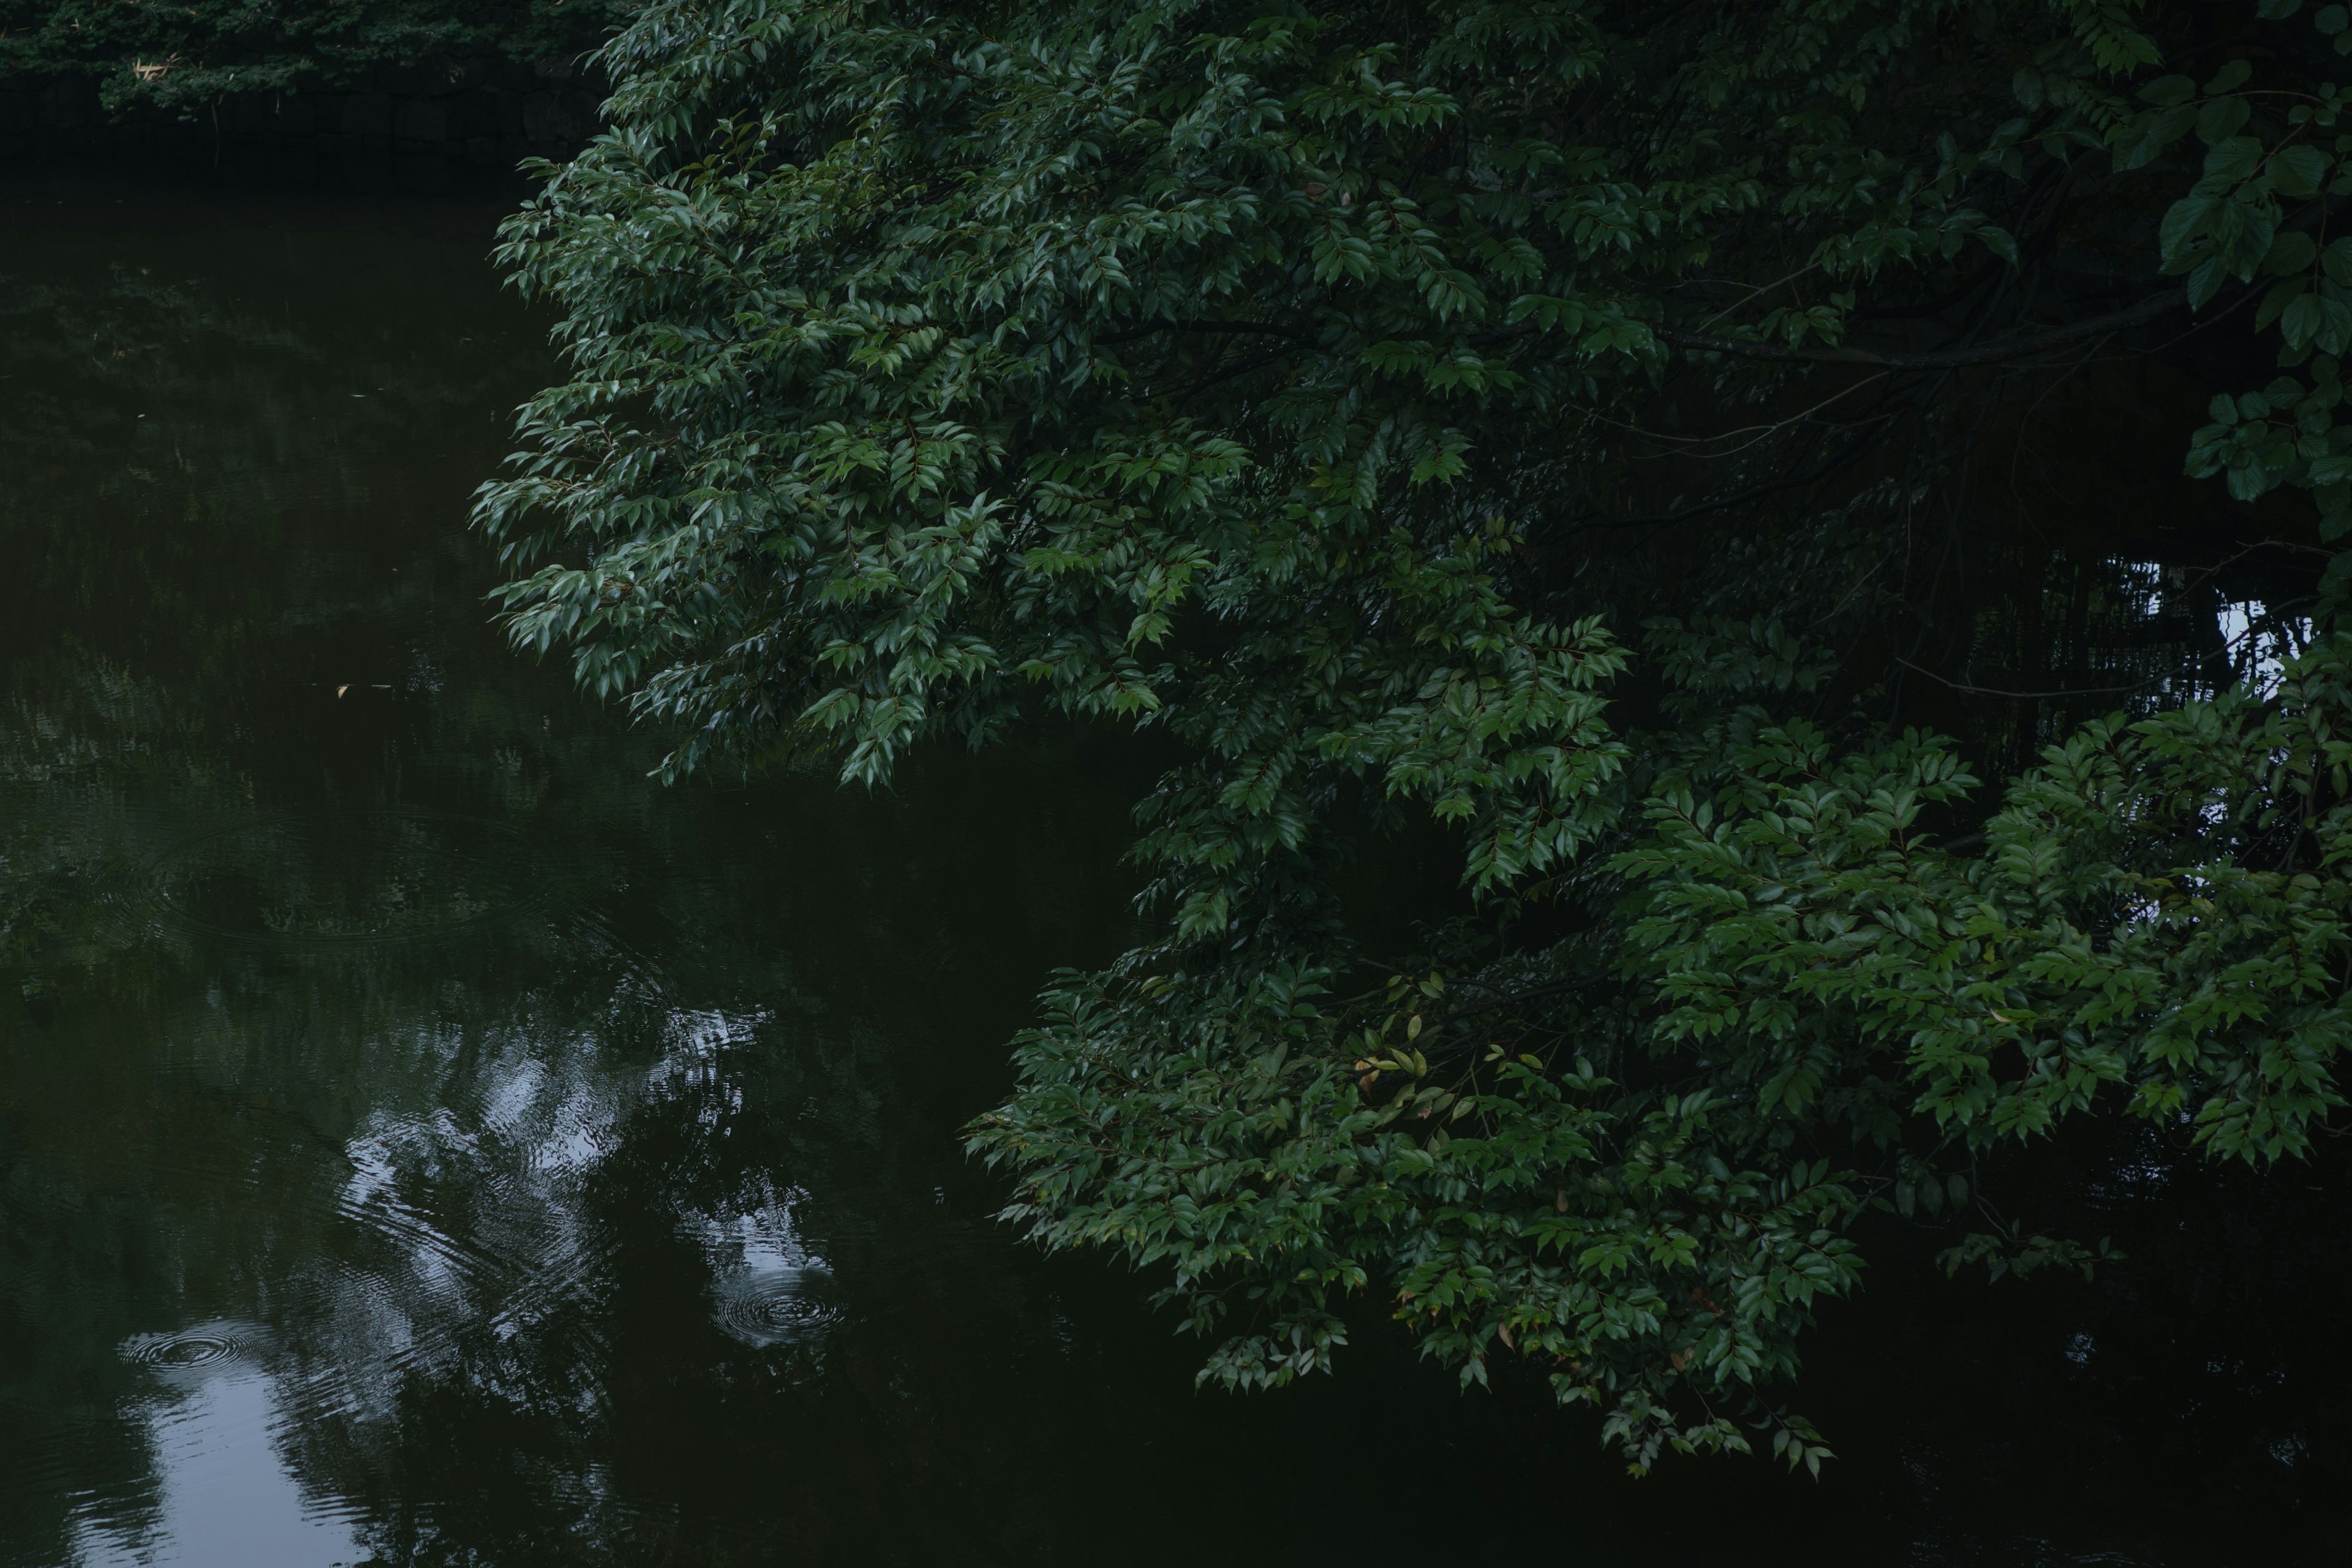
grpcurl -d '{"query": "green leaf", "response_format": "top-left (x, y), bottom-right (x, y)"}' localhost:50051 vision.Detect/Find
top-left (2187, 255), bottom-right (2231, 310)
top-left (2228, 459), bottom-right (2280, 500)
top-left (2224, 203), bottom-right (2279, 280)
top-left (2258, 277), bottom-right (2310, 332)
top-left (2286, 293), bottom-right (2323, 352)
top-left (2205, 59), bottom-right (2255, 96)
top-left (2271, 145), bottom-right (2332, 197)
top-left (2118, 104), bottom-right (2199, 168)
top-left (2203, 135), bottom-right (2266, 184)
top-left (2320, 296), bottom-right (2352, 355)
top-left (2159, 195), bottom-right (2218, 268)
top-left (2266, 232), bottom-right (2320, 275)
top-left (2198, 96), bottom-right (2253, 146)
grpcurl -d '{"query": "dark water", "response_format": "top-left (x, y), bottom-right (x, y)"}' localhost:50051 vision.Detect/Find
top-left (3, 164), bottom-right (2350, 1568)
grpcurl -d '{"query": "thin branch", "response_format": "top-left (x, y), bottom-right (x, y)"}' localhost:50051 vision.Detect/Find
top-left (1896, 606), bottom-right (2305, 704)
top-left (1691, 263), bottom-right (1822, 332)
top-left (1096, 319), bottom-right (1314, 347)
top-left (1439, 975), bottom-right (1604, 1019)
top-left (1596, 371), bottom-right (1893, 459)
top-left (1570, 423), bottom-right (1895, 534)
top-left (1893, 657), bottom-right (2155, 701)
top-left (1174, 345), bottom-right (1305, 399)
top-left (1659, 288), bottom-right (2188, 369)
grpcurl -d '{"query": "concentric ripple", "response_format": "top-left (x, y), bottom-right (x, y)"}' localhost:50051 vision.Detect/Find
top-left (712, 1264), bottom-right (839, 1348)
top-left (138, 1335), bottom-right (237, 1369)
top-left (121, 1321), bottom-right (268, 1379)
top-left (146, 810), bottom-right (538, 943)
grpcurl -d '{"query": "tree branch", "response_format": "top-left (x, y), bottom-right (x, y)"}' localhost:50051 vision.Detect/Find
top-left (1096, 319), bottom-right (1314, 347)
top-left (1658, 288), bottom-right (2188, 369)
top-left (1569, 423), bottom-right (1897, 534)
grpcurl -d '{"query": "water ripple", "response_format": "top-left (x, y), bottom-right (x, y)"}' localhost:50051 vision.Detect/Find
top-left (712, 1265), bottom-right (839, 1348)
top-left (121, 1320), bottom-right (271, 1383)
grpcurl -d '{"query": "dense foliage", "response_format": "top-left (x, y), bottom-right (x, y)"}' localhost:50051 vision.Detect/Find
top-left (476, 0), bottom-right (2352, 1470)
top-left (0, 1), bottom-right (627, 115)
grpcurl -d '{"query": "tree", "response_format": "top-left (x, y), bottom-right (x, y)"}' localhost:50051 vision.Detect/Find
top-left (475, 0), bottom-right (2352, 1472)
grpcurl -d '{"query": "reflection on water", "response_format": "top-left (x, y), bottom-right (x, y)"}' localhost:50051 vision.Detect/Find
top-left (703, 1204), bottom-right (839, 1349)
top-left (0, 164), bottom-right (1150, 1567)
top-left (148, 813), bottom-right (545, 944)
top-left (84, 1325), bottom-right (366, 1568)
top-left (3, 162), bottom-right (2351, 1567)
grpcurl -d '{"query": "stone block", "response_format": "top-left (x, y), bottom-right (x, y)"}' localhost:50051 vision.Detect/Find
top-left (448, 90), bottom-right (495, 140)
top-left (378, 64), bottom-right (435, 97)
top-left (39, 78), bottom-right (100, 128)
top-left (393, 96), bottom-right (449, 145)
top-left (394, 153), bottom-right (450, 195)
top-left (522, 90), bottom-right (566, 143)
top-left (342, 91), bottom-right (394, 139)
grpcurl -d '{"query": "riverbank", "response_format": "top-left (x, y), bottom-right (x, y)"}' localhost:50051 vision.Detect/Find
top-left (0, 57), bottom-right (600, 183)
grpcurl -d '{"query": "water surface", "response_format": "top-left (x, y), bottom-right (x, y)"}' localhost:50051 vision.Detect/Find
top-left (3, 162), bottom-right (2349, 1567)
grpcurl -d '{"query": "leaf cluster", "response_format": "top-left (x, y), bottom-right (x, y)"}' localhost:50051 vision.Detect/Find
top-left (478, 0), bottom-right (2352, 1468)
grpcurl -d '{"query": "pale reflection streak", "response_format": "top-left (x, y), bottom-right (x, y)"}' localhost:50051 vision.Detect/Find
top-left (78, 1002), bottom-right (785, 1563)
top-left (77, 1327), bottom-right (363, 1568)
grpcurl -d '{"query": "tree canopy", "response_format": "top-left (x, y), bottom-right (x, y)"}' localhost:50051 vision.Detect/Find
top-left (475, 0), bottom-right (2352, 1472)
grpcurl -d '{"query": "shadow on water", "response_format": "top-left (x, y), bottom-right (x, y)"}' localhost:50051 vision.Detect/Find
top-left (2, 159), bottom-right (2350, 1567)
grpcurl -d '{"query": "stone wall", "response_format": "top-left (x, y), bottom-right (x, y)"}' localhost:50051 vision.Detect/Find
top-left (0, 56), bottom-right (604, 169)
